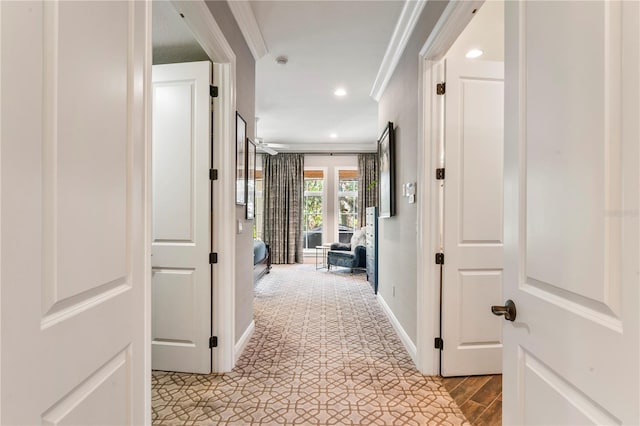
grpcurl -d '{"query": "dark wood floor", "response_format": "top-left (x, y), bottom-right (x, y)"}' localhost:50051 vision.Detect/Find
top-left (442, 375), bottom-right (502, 425)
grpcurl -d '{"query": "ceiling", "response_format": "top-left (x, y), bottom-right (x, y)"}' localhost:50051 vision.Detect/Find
top-left (446, 1), bottom-right (503, 62)
top-left (152, 0), bottom-right (403, 152)
top-left (251, 1), bottom-right (403, 152)
top-left (152, 0), bottom-right (208, 65)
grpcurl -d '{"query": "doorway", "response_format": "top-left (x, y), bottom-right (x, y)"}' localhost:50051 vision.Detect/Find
top-left (150, 0), bottom-right (237, 374)
top-left (415, 0), bottom-right (505, 377)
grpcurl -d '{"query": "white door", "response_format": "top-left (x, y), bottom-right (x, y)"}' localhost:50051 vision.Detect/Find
top-left (503, 1), bottom-right (639, 424)
top-left (1, 1), bottom-right (148, 424)
top-left (441, 59), bottom-right (504, 376)
top-left (151, 61), bottom-right (212, 374)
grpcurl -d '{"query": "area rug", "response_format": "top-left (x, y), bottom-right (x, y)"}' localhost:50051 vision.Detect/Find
top-left (152, 264), bottom-right (469, 425)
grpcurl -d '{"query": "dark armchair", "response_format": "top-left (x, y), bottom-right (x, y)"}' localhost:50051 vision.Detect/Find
top-left (327, 228), bottom-right (366, 272)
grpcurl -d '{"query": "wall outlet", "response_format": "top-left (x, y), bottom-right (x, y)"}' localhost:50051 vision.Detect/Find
top-left (392, 286), bottom-right (396, 297)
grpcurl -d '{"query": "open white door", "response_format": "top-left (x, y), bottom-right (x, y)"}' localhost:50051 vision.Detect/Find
top-left (151, 61), bottom-right (212, 374)
top-left (441, 59), bottom-right (504, 376)
top-left (503, 1), bottom-right (639, 424)
top-left (1, 1), bottom-right (148, 424)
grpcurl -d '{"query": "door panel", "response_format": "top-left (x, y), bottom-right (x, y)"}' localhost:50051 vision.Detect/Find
top-left (504, 1), bottom-right (639, 424)
top-left (441, 59), bottom-right (504, 376)
top-left (1, 1), bottom-right (147, 424)
top-left (151, 61), bottom-right (212, 374)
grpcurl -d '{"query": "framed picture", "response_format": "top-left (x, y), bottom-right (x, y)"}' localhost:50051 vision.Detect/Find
top-left (246, 139), bottom-right (256, 220)
top-left (378, 122), bottom-right (395, 218)
top-left (236, 112), bottom-right (246, 205)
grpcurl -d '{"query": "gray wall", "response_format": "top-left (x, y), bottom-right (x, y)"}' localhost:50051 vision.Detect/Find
top-left (206, 1), bottom-right (256, 344)
top-left (377, 1), bottom-right (448, 343)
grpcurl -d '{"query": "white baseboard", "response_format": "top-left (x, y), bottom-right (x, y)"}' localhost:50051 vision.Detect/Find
top-left (234, 320), bottom-right (255, 363)
top-left (377, 294), bottom-right (418, 365)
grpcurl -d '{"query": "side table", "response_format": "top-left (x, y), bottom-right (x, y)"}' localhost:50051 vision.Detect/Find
top-left (315, 244), bottom-right (331, 270)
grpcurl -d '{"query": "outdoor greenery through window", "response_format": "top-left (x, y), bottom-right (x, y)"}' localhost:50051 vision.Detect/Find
top-left (303, 170), bottom-right (324, 249)
top-left (338, 170), bottom-right (358, 243)
top-left (254, 170), bottom-right (263, 240)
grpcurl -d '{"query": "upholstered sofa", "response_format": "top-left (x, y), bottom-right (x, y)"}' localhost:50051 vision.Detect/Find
top-left (327, 228), bottom-right (366, 272)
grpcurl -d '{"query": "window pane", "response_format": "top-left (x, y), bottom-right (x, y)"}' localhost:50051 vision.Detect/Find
top-left (338, 196), bottom-right (356, 213)
top-left (304, 175), bottom-right (324, 249)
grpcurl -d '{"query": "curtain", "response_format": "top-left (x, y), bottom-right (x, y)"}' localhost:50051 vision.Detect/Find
top-left (263, 154), bottom-right (304, 264)
top-left (358, 153), bottom-right (378, 227)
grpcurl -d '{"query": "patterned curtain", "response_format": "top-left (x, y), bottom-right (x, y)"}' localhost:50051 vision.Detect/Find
top-left (263, 154), bottom-right (304, 264)
top-left (358, 153), bottom-right (378, 227)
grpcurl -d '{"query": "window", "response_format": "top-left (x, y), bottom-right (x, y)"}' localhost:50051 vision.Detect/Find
top-left (254, 170), bottom-right (263, 239)
top-left (303, 170), bottom-right (324, 249)
top-left (337, 170), bottom-right (358, 243)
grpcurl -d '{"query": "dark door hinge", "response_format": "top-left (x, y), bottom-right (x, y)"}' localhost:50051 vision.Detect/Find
top-left (434, 337), bottom-right (444, 350)
top-left (435, 253), bottom-right (444, 265)
top-left (210, 85), bottom-right (219, 98)
top-left (209, 336), bottom-right (218, 348)
top-left (210, 168), bottom-right (218, 181)
top-left (209, 253), bottom-right (218, 264)
top-left (436, 168), bottom-right (445, 180)
top-left (436, 82), bottom-right (446, 95)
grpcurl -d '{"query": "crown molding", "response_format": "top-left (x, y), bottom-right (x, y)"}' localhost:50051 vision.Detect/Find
top-left (370, 0), bottom-right (427, 102)
top-left (264, 142), bottom-right (377, 154)
top-left (227, 1), bottom-right (268, 60)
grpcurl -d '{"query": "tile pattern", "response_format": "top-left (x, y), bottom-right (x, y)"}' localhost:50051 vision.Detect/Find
top-left (153, 264), bottom-right (469, 425)
top-left (441, 375), bottom-right (502, 425)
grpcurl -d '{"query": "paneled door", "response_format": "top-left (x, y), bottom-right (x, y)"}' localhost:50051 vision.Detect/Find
top-left (1, 1), bottom-right (148, 424)
top-left (503, 1), bottom-right (639, 424)
top-left (151, 61), bottom-right (212, 374)
top-left (441, 59), bottom-right (504, 376)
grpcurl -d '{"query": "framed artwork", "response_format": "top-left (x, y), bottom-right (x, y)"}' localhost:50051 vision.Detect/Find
top-left (378, 122), bottom-right (395, 218)
top-left (236, 112), bottom-right (246, 205)
top-left (246, 139), bottom-right (256, 220)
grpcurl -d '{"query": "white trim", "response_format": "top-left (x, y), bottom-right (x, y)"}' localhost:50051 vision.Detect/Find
top-left (170, 0), bottom-right (237, 373)
top-left (370, 0), bottom-right (427, 102)
top-left (377, 294), bottom-right (417, 365)
top-left (142, 2), bottom-right (152, 423)
top-left (270, 142), bottom-right (377, 154)
top-left (234, 320), bottom-right (255, 363)
top-left (414, 0), bottom-right (484, 376)
top-left (419, 0), bottom-right (484, 59)
top-left (227, 1), bottom-right (268, 60)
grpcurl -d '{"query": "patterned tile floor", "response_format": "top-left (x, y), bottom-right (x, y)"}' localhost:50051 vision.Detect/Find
top-left (153, 264), bottom-right (469, 425)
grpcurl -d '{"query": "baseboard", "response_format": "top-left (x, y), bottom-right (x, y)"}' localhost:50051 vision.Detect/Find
top-left (376, 294), bottom-right (418, 365)
top-left (234, 320), bottom-right (255, 363)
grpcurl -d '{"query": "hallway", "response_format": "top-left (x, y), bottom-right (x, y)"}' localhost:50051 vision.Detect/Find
top-left (152, 264), bottom-right (468, 425)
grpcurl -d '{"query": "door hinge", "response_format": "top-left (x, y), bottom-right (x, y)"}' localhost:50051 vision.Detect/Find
top-left (435, 253), bottom-right (444, 265)
top-left (436, 168), bottom-right (445, 180)
top-left (209, 253), bottom-right (218, 264)
top-left (209, 168), bottom-right (218, 181)
top-left (434, 337), bottom-right (444, 350)
top-left (209, 336), bottom-right (218, 348)
top-left (210, 85), bottom-right (219, 98)
top-left (436, 82), bottom-right (446, 95)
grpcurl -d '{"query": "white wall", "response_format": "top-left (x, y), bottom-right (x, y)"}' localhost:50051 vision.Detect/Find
top-left (304, 155), bottom-right (358, 247)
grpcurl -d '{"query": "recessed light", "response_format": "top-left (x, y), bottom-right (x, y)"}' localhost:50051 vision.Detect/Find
top-left (334, 88), bottom-right (347, 97)
top-left (465, 49), bottom-right (484, 59)
top-left (275, 55), bottom-right (288, 65)
top-left (329, 133), bottom-right (338, 139)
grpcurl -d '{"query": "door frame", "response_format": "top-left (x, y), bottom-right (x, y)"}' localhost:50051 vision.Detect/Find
top-left (415, 0), bottom-right (484, 375)
top-left (147, 1), bottom-right (238, 377)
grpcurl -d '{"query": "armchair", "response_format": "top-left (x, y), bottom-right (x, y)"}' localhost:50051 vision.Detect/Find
top-left (327, 228), bottom-right (367, 272)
